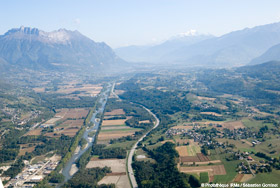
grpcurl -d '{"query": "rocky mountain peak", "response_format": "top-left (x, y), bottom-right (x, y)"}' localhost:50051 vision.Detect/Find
top-left (3, 26), bottom-right (80, 44)
top-left (5, 26), bottom-right (40, 36)
top-left (0, 26), bottom-right (125, 72)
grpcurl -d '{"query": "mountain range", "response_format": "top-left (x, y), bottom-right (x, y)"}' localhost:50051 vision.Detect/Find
top-left (115, 22), bottom-right (280, 67)
top-left (2, 23), bottom-right (280, 73)
top-left (0, 26), bottom-right (125, 72)
top-left (250, 43), bottom-right (280, 65)
top-left (115, 30), bottom-right (213, 63)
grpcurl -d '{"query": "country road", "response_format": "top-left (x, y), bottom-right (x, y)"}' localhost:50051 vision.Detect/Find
top-left (110, 83), bottom-right (160, 188)
top-left (127, 106), bottom-right (160, 188)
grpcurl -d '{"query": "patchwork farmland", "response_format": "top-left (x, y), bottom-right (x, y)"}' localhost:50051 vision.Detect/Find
top-left (97, 108), bottom-right (142, 143)
top-left (24, 108), bottom-right (89, 137)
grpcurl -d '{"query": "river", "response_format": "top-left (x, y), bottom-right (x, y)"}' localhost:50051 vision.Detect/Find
top-left (61, 84), bottom-right (111, 183)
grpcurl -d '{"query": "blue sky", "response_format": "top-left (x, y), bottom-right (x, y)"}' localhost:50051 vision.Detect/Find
top-left (1, 0), bottom-right (280, 48)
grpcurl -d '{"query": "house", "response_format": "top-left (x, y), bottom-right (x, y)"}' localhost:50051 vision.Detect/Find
top-left (247, 156), bottom-right (253, 161)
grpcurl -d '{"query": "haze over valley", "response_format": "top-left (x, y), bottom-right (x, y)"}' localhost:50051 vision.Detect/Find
top-left (1, 1), bottom-right (280, 188)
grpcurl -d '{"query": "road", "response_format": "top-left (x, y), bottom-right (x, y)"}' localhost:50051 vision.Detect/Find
top-left (127, 106), bottom-right (160, 188)
top-left (246, 160), bottom-right (255, 176)
top-left (110, 82), bottom-right (159, 188)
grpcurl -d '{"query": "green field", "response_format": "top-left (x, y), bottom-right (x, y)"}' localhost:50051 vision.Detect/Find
top-left (248, 170), bottom-right (280, 184)
top-left (200, 172), bottom-right (209, 183)
top-left (186, 145), bottom-right (201, 156)
top-left (213, 154), bottom-right (241, 183)
top-left (241, 118), bottom-right (273, 130)
top-left (105, 140), bottom-right (136, 150)
top-left (253, 138), bottom-right (280, 157)
top-left (217, 136), bottom-right (280, 157)
top-left (239, 148), bottom-right (256, 153)
top-left (216, 138), bottom-right (257, 154)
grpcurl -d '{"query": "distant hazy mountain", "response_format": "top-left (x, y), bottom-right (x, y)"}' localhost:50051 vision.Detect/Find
top-left (196, 60), bottom-right (280, 106)
top-left (116, 22), bottom-right (280, 67)
top-left (0, 26), bottom-right (125, 72)
top-left (249, 43), bottom-right (280, 65)
top-left (165, 22), bottom-right (280, 67)
top-left (115, 30), bottom-right (214, 62)
top-left (238, 60), bottom-right (280, 74)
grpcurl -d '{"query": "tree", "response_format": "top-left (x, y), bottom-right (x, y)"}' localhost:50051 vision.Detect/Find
top-left (49, 172), bottom-right (64, 183)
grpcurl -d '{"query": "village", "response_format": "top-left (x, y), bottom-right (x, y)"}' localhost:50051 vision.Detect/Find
top-left (165, 123), bottom-right (279, 179)
top-left (3, 155), bottom-right (60, 188)
top-left (1, 107), bottom-right (41, 127)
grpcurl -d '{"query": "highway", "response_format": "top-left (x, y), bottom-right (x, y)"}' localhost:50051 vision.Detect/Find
top-left (127, 106), bottom-right (160, 188)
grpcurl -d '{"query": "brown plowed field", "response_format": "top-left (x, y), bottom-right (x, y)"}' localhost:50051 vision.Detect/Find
top-left (139, 120), bottom-right (150, 124)
top-left (58, 119), bottom-right (84, 128)
top-left (104, 109), bottom-right (125, 116)
top-left (98, 131), bottom-right (136, 141)
top-left (241, 174), bottom-right (253, 182)
top-left (19, 145), bottom-right (36, 156)
top-left (98, 175), bottom-right (130, 188)
top-left (56, 108), bottom-right (89, 120)
top-left (59, 127), bottom-right (80, 137)
top-left (197, 153), bottom-right (210, 161)
top-left (101, 126), bottom-right (132, 130)
top-left (180, 165), bottom-right (226, 175)
top-left (234, 174), bottom-right (244, 182)
top-left (86, 158), bottom-right (126, 173)
top-left (44, 117), bottom-right (61, 125)
top-left (102, 119), bottom-right (128, 126)
top-left (24, 128), bottom-right (42, 136)
top-left (180, 153), bottom-right (209, 162)
top-left (183, 160), bottom-right (221, 165)
top-left (181, 156), bottom-right (200, 162)
top-left (176, 146), bottom-right (188, 156)
top-left (46, 119), bottom-right (83, 137)
top-left (223, 121), bottom-right (244, 130)
top-left (56, 84), bottom-right (102, 96)
top-left (200, 112), bottom-right (222, 116)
